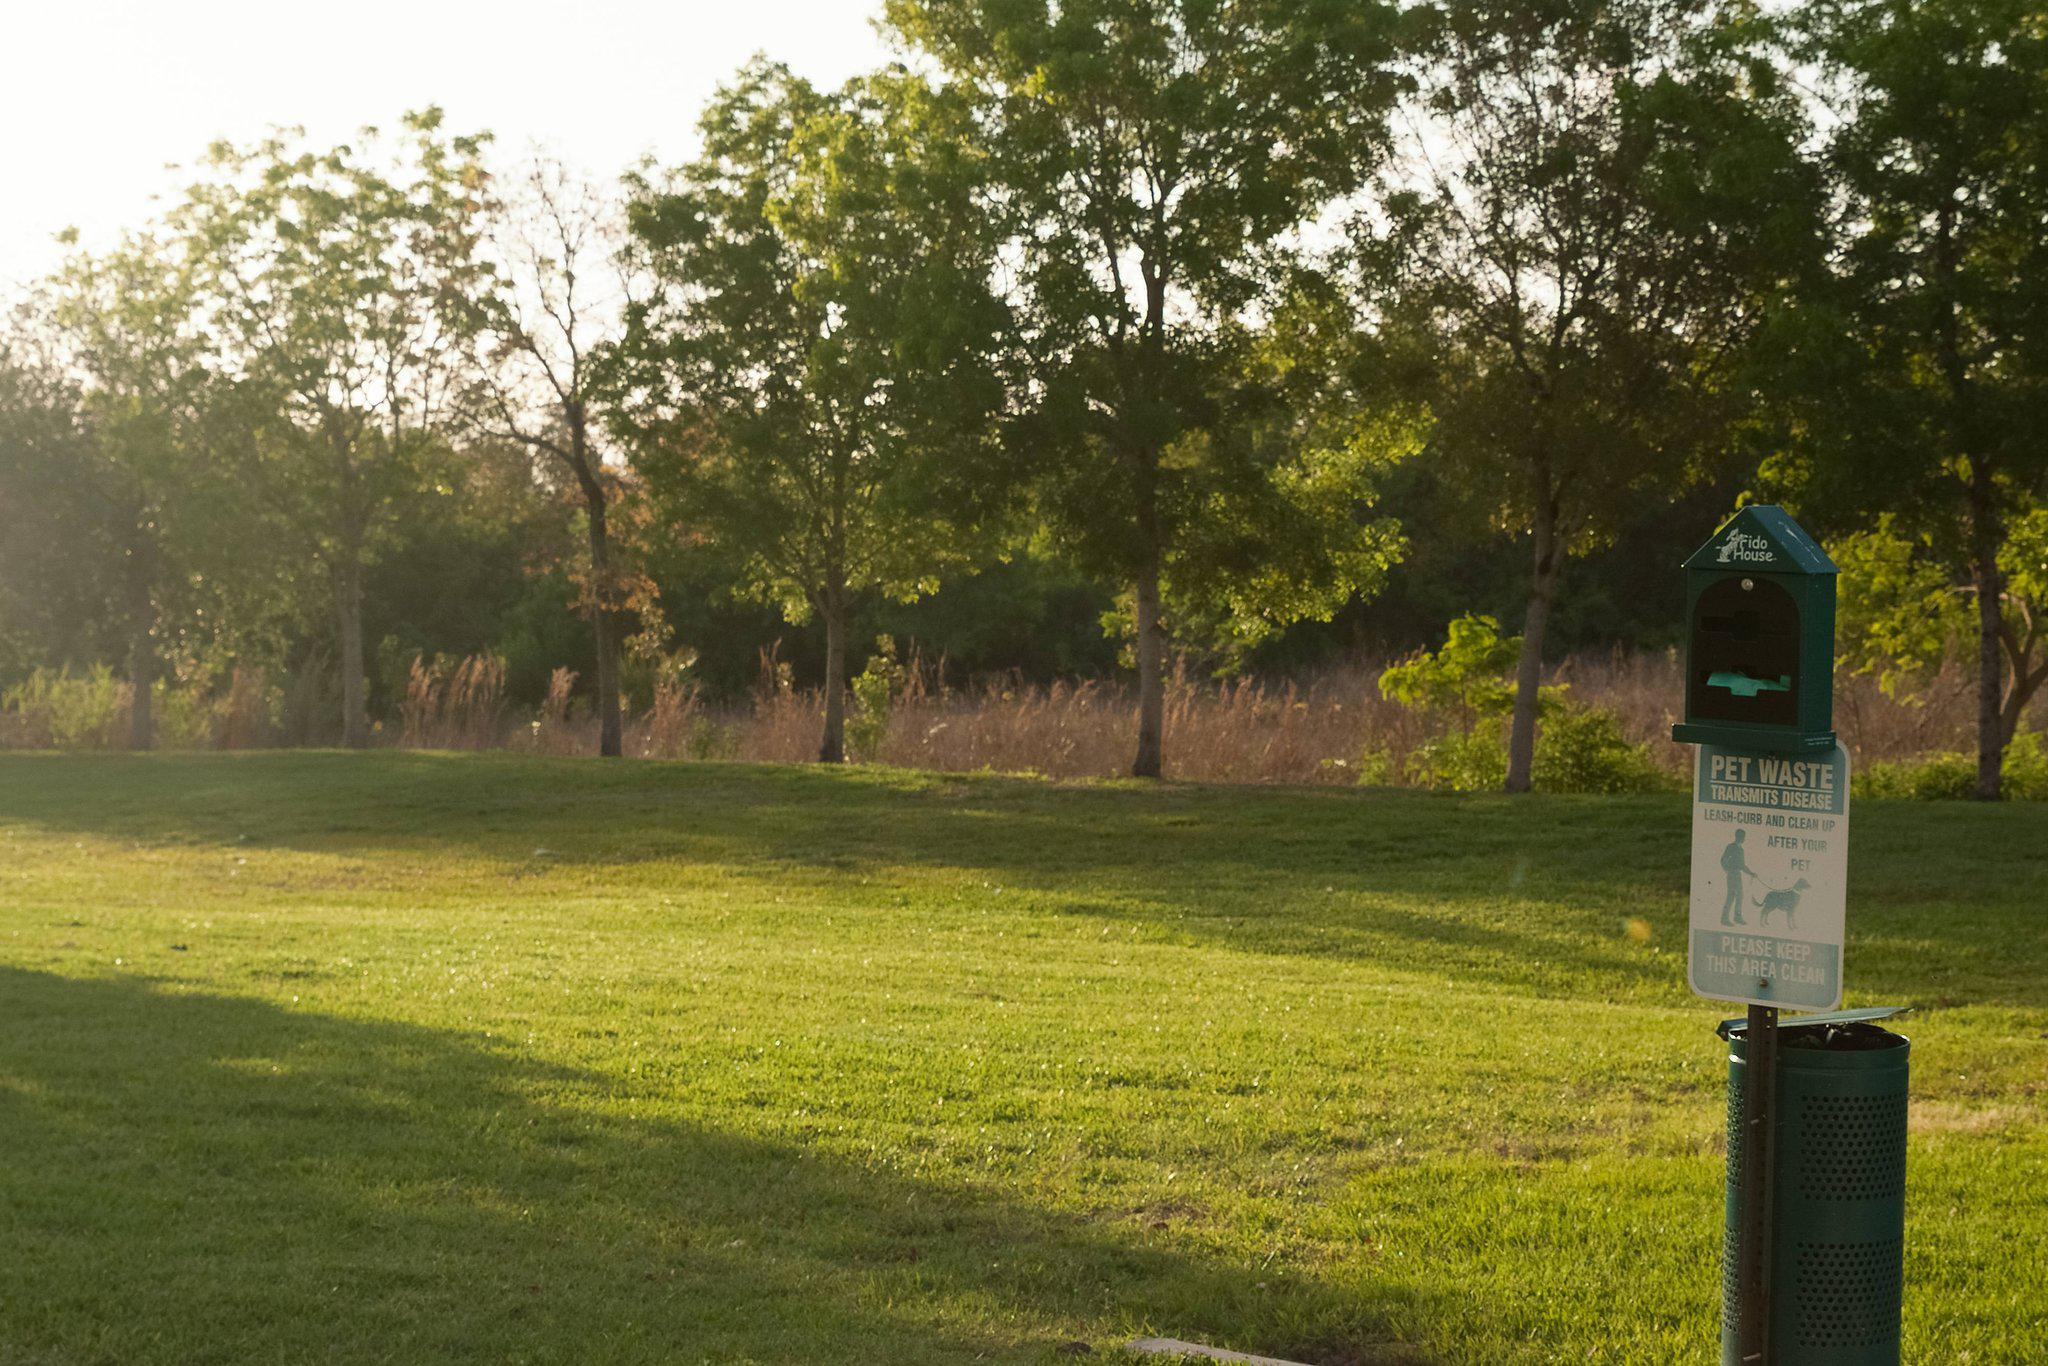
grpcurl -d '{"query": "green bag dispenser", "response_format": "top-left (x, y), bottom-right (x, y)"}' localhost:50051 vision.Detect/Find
top-left (1672, 506), bottom-right (1838, 755)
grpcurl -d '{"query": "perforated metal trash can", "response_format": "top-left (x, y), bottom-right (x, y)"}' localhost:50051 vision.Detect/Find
top-left (1721, 1008), bottom-right (1910, 1365)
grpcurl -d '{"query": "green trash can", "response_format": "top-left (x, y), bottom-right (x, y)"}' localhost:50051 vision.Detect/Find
top-left (1720, 1007), bottom-right (1910, 1365)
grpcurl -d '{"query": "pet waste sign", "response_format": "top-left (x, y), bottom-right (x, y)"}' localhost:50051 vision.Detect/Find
top-left (1689, 743), bottom-right (1850, 1011)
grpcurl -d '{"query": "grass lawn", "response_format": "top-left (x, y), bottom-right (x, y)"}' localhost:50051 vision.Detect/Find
top-left (0, 752), bottom-right (2042, 1364)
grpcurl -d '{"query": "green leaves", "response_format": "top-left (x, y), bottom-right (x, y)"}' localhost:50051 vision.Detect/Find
top-left (887, 0), bottom-right (1411, 682)
top-left (1770, 0), bottom-right (2048, 507)
top-left (1379, 613), bottom-right (1523, 723)
top-left (1833, 518), bottom-right (1970, 699)
top-left (1834, 505), bottom-right (2048, 708)
top-left (1353, 0), bottom-right (1820, 788)
top-left (0, 234), bottom-right (252, 684)
top-left (610, 62), bottom-right (1013, 622)
top-left (170, 115), bottom-right (492, 554)
top-left (1756, 0), bottom-right (2048, 781)
top-left (1375, 0), bottom-right (1817, 512)
top-left (152, 115), bottom-right (494, 743)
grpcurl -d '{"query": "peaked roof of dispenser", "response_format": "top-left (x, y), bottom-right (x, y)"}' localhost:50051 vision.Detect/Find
top-left (1682, 505), bottom-right (1838, 574)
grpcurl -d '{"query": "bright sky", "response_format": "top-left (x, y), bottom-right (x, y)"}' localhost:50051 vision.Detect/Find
top-left (0, 0), bottom-right (895, 290)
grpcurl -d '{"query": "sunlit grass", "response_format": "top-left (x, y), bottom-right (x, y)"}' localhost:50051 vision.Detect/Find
top-left (1, 752), bottom-right (2041, 1363)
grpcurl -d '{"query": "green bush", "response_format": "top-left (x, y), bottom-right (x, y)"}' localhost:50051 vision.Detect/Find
top-left (1858, 753), bottom-right (1973, 800)
top-left (847, 636), bottom-right (906, 762)
top-left (1379, 613), bottom-right (1520, 725)
top-left (1380, 613), bottom-right (1606, 791)
top-left (2008, 732), bottom-right (2048, 797)
top-left (1533, 705), bottom-right (1675, 794)
top-left (157, 685), bottom-right (217, 749)
top-left (687, 720), bottom-right (738, 762)
top-left (1, 667), bottom-right (126, 749)
top-left (1859, 731), bottom-right (2048, 800)
top-left (1324, 747), bottom-right (1394, 786)
top-left (1380, 614), bottom-right (1570, 722)
top-left (1, 667), bottom-right (284, 752)
top-left (1403, 727), bottom-right (1507, 791)
top-left (1400, 704), bottom-right (1674, 795)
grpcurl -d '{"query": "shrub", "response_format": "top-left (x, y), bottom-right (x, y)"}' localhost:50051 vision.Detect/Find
top-left (0, 667), bottom-right (283, 752)
top-left (1, 667), bottom-right (127, 749)
top-left (1859, 731), bottom-right (2048, 801)
top-left (1533, 705), bottom-right (1675, 794)
top-left (2010, 732), bottom-right (2048, 798)
top-left (1326, 747), bottom-right (1395, 786)
top-left (1858, 752), bottom-right (1972, 800)
top-left (1400, 704), bottom-right (1672, 794)
top-left (157, 684), bottom-right (217, 749)
top-left (1378, 614), bottom-right (1655, 793)
top-left (1378, 614), bottom-right (1520, 727)
top-left (848, 636), bottom-right (907, 762)
top-left (1403, 727), bottom-right (1507, 791)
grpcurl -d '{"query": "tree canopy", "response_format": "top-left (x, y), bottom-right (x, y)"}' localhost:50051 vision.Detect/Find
top-left (608, 62), bottom-right (1013, 761)
top-left (886, 0), bottom-right (1413, 776)
top-left (1361, 0), bottom-right (1820, 790)
top-left (1759, 0), bottom-right (2048, 797)
top-left (4, 0), bottom-right (2044, 795)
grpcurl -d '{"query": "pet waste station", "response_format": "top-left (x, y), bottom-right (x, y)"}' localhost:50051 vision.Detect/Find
top-left (1672, 507), bottom-right (1911, 1366)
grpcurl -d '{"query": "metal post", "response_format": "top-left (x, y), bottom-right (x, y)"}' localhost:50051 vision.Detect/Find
top-left (1738, 1002), bottom-right (1778, 1364)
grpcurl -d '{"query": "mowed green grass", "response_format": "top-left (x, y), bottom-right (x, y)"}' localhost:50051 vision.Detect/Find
top-left (0, 754), bottom-right (2041, 1365)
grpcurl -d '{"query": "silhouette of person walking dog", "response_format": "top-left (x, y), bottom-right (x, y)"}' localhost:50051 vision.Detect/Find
top-left (1717, 829), bottom-right (1811, 929)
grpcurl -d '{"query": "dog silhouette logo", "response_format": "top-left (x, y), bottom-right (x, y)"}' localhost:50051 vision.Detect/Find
top-left (1755, 878), bottom-right (1811, 927)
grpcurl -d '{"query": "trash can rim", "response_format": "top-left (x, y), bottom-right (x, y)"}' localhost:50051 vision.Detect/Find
top-left (1716, 1005), bottom-right (1911, 1040)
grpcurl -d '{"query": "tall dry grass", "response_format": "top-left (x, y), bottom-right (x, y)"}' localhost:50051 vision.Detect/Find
top-left (516, 667), bottom-right (584, 756)
top-left (398, 654), bottom-right (507, 750)
top-left (856, 659), bottom-right (1428, 782)
top-left (6, 645), bottom-right (2038, 785)
top-left (589, 650), bottom-right (2032, 784)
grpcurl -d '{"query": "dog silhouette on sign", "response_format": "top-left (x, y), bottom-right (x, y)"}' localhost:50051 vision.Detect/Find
top-left (1754, 878), bottom-right (1811, 928)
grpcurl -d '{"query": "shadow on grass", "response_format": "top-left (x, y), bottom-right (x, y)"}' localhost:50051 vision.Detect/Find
top-left (0, 751), bottom-right (1651, 890)
top-left (3, 752), bottom-right (2044, 1009)
top-left (0, 967), bottom-right (1435, 1365)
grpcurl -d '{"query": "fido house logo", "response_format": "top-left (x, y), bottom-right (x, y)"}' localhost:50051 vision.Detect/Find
top-left (1714, 527), bottom-right (1776, 565)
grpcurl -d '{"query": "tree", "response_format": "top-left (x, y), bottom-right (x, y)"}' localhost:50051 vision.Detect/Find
top-left (1379, 611), bottom-right (1522, 732)
top-left (0, 315), bottom-right (114, 686)
top-left (2, 237), bottom-right (215, 749)
top-left (454, 156), bottom-right (635, 757)
top-left (608, 62), bottom-right (1013, 763)
top-left (1365, 0), bottom-right (1818, 791)
top-left (172, 110), bottom-right (490, 747)
top-left (886, 0), bottom-right (1409, 777)
top-left (1763, 0), bottom-right (2048, 798)
top-left (1832, 508), bottom-right (2048, 751)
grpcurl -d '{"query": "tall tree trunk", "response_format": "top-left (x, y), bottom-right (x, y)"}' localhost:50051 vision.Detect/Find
top-left (818, 584), bottom-right (848, 764)
top-left (1130, 265), bottom-right (1170, 781)
top-left (1969, 459), bottom-right (2005, 801)
top-left (1934, 202), bottom-right (2002, 800)
top-left (1131, 558), bottom-right (1166, 780)
top-left (126, 570), bottom-right (154, 753)
top-left (335, 557), bottom-right (369, 750)
top-left (1506, 480), bottom-right (1561, 795)
top-left (585, 492), bottom-right (623, 759)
